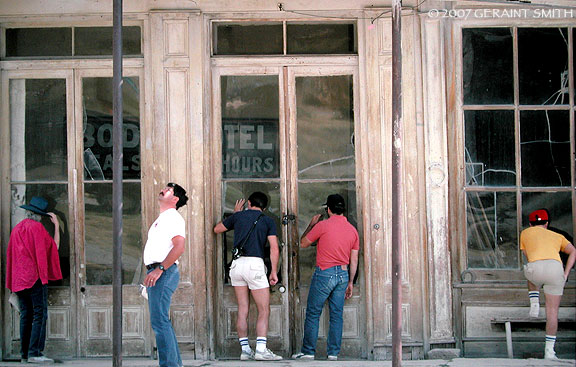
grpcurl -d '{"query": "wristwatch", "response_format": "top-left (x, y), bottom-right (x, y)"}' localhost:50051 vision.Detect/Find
top-left (158, 264), bottom-right (166, 272)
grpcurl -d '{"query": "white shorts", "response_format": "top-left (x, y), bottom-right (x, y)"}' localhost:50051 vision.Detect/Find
top-left (524, 259), bottom-right (565, 296)
top-left (229, 257), bottom-right (269, 290)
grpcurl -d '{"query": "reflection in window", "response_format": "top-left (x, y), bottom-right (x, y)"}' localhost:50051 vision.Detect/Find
top-left (465, 111), bottom-right (515, 186)
top-left (296, 75), bottom-right (355, 180)
top-left (83, 77), bottom-right (140, 180)
top-left (466, 192), bottom-right (517, 269)
top-left (10, 79), bottom-right (67, 181)
top-left (10, 184), bottom-right (70, 285)
top-left (462, 28), bottom-right (513, 105)
top-left (518, 28), bottom-right (568, 105)
top-left (520, 110), bottom-right (570, 187)
top-left (84, 183), bottom-right (142, 285)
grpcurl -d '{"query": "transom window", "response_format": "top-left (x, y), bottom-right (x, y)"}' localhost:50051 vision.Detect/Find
top-left (462, 27), bottom-right (574, 269)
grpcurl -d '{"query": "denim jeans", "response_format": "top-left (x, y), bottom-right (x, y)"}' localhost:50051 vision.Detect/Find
top-left (17, 279), bottom-right (48, 359)
top-left (301, 265), bottom-right (349, 357)
top-left (147, 265), bottom-right (182, 367)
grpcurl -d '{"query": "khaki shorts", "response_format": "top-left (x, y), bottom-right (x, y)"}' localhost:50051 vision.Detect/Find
top-left (524, 259), bottom-right (565, 296)
top-left (229, 257), bottom-right (269, 290)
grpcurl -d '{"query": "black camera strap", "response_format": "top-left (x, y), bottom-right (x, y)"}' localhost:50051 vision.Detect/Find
top-left (234, 213), bottom-right (264, 258)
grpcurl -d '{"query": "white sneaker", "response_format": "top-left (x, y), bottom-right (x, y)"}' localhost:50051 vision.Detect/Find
top-left (27, 356), bottom-right (54, 364)
top-left (292, 352), bottom-right (315, 360)
top-left (545, 349), bottom-right (558, 360)
top-left (240, 349), bottom-right (254, 360)
top-left (529, 303), bottom-right (540, 318)
top-left (328, 355), bottom-right (338, 361)
top-left (255, 348), bottom-right (283, 361)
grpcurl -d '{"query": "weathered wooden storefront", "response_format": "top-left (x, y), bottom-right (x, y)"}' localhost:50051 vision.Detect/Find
top-left (0, 0), bottom-right (574, 361)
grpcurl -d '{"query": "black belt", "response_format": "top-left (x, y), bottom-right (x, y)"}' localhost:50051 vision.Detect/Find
top-left (146, 263), bottom-right (162, 270)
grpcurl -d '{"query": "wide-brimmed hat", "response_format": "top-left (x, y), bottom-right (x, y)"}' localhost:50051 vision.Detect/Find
top-left (20, 196), bottom-right (50, 216)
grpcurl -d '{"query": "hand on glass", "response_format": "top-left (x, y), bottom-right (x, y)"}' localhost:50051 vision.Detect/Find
top-left (309, 214), bottom-right (322, 227)
top-left (234, 199), bottom-right (246, 212)
top-left (47, 212), bottom-right (59, 228)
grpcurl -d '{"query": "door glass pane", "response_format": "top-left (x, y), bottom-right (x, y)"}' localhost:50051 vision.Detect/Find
top-left (518, 28), bottom-right (568, 105)
top-left (297, 182), bottom-right (357, 283)
top-left (10, 184), bottom-right (70, 285)
top-left (522, 192), bottom-right (573, 239)
top-left (83, 77), bottom-right (141, 180)
top-left (520, 110), bottom-right (570, 187)
top-left (287, 23), bottom-right (357, 54)
top-left (10, 79), bottom-right (67, 181)
top-left (75, 26), bottom-right (142, 56)
top-left (466, 191), bottom-right (517, 269)
top-left (464, 110), bottom-right (515, 186)
top-left (220, 182), bottom-right (282, 284)
top-left (462, 28), bottom-right (513, 105)
top-left (221, 75), bottom-right (279, 179)
top-left (296, 75), bottom-right (355, 179)
top-left (84, 182), bottom-right (142, 285)
top-left (213, 23), bottom-right (283, 55)
top-left (6, 28), bottom-right (72, 57)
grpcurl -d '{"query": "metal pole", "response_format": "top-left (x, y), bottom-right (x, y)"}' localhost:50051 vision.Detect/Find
top-left (391, 0), bottom-right (403, 366)
top-left (112, 0), bottom-right (123, 366)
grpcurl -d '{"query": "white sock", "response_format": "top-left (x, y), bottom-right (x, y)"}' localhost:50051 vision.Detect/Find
top-left (239, 337), bottom-right (251, 353)
top-left (545, 335), bottom-right (556, 350)
top-left (529, 291), bottom-right (539, 317)
top-left (256, 337), bottom-right (267, 352)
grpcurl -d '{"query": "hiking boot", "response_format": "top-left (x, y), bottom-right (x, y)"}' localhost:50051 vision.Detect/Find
top-left (27, 356), bottom-right (54, 364)
top-left (255, 348), bottom-right (283, 360)
top-left (292, 352), bottom-right (315, 360)
top-left (240, 349), bottom-right (254, 360)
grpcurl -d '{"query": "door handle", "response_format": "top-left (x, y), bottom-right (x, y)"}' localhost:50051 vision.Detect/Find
top-left (282, 214), bottom-right (296, 225)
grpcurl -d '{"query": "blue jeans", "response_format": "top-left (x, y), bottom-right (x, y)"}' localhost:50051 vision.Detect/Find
top-left (147, 265), bottom-right (182, 367)
top-left (301, 265), bottom-right (349, 357)
top-left (17, 279), bottom-right (48, 359)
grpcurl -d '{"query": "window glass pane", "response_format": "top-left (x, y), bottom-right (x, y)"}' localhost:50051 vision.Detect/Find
top-left (75, 26), bottom-right (141, 56)
top-left (520, 110), bottom-right (570, 187)
top-left (6, 28), bottom-right (72, 57)
top-left (519, 28), bottom-right (569, 105)
top-left (466, 191), bottom-right (517, 269)
top-left (297, 75), bottom-right (355, 179)
top-left (464, 110), bottom-right (515, 186)
top-left (10, 79), bottom-right (67, 181)
top-left (10, 184), bottom-right (70, 285)
top-left (522, 192), bottom-right (573, 239)
top-left (214, 23), bottom-right (283, 55)
top-left (83, 77), bottom-right (141, 180)
top-left (287, 23), bottom-right (356, 54)
top-left (84, 182), bottom-right (142, 285)
top-left (221, 75), bottom-right (279, 179)
top-left (221, 182), bottom-right (282, 284)
top-left (462, 28), bottom-right (513, 105)
top-left (298, 182), bottom-right (358, 283)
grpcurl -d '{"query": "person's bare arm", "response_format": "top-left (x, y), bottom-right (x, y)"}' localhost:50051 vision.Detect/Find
top-left (47, 212), bottom-right (60, 249)
top-left (345, 249), bottom-right (359, 299)
top-left (300, 214), bottom-right (322, 248)
top-left (144, 235), bottom-right (185, 287)
top-left (562, 243), bottom-right (576, 280)
top-left (268, 235), bottom-right (280, 285)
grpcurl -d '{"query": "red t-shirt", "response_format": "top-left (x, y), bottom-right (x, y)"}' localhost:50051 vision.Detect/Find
top-left (6, 219), bottom-right (62, 292)
top-left (305, 215), bottom-right (359, 270)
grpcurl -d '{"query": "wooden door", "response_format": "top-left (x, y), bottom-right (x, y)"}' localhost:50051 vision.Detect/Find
top-left (213, 65), bottom-right (366, 359)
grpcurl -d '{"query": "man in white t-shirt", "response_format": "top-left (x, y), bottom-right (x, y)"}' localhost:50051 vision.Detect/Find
top-left (143, 183), bottom-right (188, 367)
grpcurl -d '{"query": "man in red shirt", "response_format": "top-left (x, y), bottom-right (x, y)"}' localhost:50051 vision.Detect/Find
top-left (292, 194), bottom-right (359, 361)
top-left (6, 196), bottom-right (62, 364)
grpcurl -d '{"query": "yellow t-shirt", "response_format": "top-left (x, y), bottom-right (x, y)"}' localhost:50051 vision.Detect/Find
top-left (520, 226), bottom-right (570, 263)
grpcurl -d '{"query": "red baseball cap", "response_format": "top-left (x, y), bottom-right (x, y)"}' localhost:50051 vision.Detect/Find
top-left (529, 209), bottom-right (548, 222)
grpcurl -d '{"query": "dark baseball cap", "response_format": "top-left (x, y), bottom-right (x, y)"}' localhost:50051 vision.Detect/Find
top-left (324, 194), bottom-right (345, 212)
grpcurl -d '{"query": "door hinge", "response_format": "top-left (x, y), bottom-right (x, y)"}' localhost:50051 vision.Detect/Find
top-left (281, 214), bottom-right (296, 225)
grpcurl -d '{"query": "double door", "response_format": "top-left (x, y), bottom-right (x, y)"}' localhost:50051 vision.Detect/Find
top-left (213, 65), bottom-right (366, 359)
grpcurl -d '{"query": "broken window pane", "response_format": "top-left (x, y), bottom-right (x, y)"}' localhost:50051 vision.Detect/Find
top-left (520, 110), bottom-right (570, 187)
top-left (466, 191), bottom-right (517, 269)
top-left (462, 28), bottom-right (513, 105)
top-left (465, 110), bottom-right (515, 186)
top-left (518, 28), bottom-right (569, 105)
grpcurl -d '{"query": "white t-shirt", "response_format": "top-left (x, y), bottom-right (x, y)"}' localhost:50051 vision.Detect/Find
top-left (143, 208), bottom-right (186, 266)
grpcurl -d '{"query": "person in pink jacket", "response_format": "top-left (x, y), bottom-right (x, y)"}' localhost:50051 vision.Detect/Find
top-left (6, 196), bottom-right (62, 364)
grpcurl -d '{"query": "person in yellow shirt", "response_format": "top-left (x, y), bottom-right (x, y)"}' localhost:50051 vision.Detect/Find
top-left (520, 209), bottom-right (575, 360)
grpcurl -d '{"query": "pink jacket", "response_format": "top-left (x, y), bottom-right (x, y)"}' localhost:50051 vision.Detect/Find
top-left (6, 219), bottom-right (62, 292)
